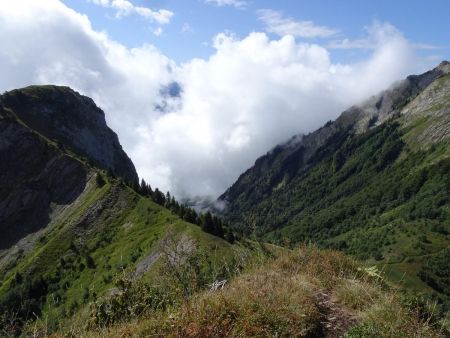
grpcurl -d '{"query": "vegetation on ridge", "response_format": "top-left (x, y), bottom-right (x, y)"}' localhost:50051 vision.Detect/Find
top-left (218, 63), bottom-right (450, 315)
top-left (0, 171), bottom-right (261, 335)
top-left (62, 246), bottom-right (447, 337)
top-left (136, 179), bottom-right (236, 242)
top-left (222, 119), bottom-right (450, 305)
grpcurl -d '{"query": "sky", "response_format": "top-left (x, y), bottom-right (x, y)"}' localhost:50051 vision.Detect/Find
top-left (0, 0), bottom-right (449, 199)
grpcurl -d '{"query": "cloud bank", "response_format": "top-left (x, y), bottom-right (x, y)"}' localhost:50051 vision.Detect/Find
top-left (0, 1), bottom-right (429, 198)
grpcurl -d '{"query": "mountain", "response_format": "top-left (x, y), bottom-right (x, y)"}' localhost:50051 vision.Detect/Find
top-left (0, 85), bottom-right (259, 335)
top-left (219, 62), bottom-right (450, 300)
top-left (0, 85), bottom-right (139, 251)
top-left (0, 86), bottom-right (138, 184)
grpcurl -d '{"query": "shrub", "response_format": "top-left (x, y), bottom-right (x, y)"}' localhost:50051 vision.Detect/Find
top-left (88, 273), bottom-right (177, 329)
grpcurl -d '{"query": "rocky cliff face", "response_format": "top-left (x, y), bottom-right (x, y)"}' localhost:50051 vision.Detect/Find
top-left (0, 84), bottom-right (249, 336)
top-left (0, 85), bottom-right (138, 184)
top-left (0, 106), bottom-right (89, 250)
top-left (0, 85), bottom-right (139, 250)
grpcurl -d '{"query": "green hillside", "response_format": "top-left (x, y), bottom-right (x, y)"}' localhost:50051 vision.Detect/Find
top-left (219, 63), bottom-right (450, 304)
top-left (0, 173), bottom-right (263, 334)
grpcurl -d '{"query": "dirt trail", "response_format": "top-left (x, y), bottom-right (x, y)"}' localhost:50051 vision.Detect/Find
top-left (315, 291), bottom-right (357, 338)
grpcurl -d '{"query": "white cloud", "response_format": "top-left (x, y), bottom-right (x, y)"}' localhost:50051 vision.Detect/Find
top-left (136, 27), bottom-right (422, 197)
top-left (205, 0), bottom-right (247, 9)
top-left (91, 0), bottom-right (110, 5)
top-left (328, 22), bottom-right (404, 50)
top-left (0, 1), bottom-right (432, 199)
top-left (412, 43), bottom-right (448, 50)
top-left (327, 38), bottom-right (374, 50)
top-left (90, 0), bottom-right (173, 24)
top-left (258, 9), bottom-right (337, 38)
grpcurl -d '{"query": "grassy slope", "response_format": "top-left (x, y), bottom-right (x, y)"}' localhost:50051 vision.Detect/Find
top-left (0, 174), bottom-right (263, 332)
top-left (74, 246), bottom-right (446, 338)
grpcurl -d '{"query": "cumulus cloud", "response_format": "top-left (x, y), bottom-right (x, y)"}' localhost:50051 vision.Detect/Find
top-left (89, 0), bottom-right (173, 24)
top-left (204, 0), bottom-right (248, 9)
top-left (0, 1), bottom-right (429, 199)
top-left (258, 9), bottom-right (337, 38)
top-left (328, 22), bottom-right (448, 51)
top-left (136, 27), bottom-right (420, 197)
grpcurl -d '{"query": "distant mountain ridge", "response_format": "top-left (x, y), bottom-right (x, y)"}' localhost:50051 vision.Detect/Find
top-left (219, 61), bottom-right (450, 210)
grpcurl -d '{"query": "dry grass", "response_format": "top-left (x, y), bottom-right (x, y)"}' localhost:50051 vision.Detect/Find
top-left (139, 270), bottom-right (322, 337)
top-left (60, 245), bottom-right (444, 338)
top-left (344, 293), bottom-right (441, 337)
top-left (334, 279), bottom-right (380, 311)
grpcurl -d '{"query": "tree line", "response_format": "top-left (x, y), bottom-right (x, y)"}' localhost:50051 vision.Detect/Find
top-left (136, 179), bottom-right (236, 243)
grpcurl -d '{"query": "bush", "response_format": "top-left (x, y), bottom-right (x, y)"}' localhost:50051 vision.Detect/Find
top-left (95, 173), bottom-right (106, 187)
top-left (88, 273), bottom-right (177, 328)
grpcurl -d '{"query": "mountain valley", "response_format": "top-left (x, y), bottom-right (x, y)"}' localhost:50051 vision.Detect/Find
top-left (0, 63), bottom-right (449, 336)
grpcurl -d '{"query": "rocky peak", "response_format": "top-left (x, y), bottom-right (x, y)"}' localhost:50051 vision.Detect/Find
top-left (0, 86), bottom-right (138, 184)
top-left (437, 60), bottom-right (450, 73)
top-left (342, 61), bottom-right (449, 132)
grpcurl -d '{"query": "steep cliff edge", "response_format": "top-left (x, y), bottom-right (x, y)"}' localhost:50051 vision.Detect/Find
top-left (0, 106), bottom-right (89, 250)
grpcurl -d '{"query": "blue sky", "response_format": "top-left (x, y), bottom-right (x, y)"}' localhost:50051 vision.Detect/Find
top-left (62, 0), bottom-right (450, 63)
top-left (1, 0), bottom-right (449, 198)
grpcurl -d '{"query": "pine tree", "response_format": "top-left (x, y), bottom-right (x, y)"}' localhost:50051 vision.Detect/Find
top-left (153, 188), bottom-right (165, 205)
top-left (201, 211), bottom-right (215, 233)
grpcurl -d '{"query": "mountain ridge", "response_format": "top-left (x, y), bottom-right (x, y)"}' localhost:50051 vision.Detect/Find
top-left (1, 63), bottom-right (449, 336)
top-left (219, 61), bottom-right (450, 208)
top-left (217, 61), bottom-right (450, 302)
